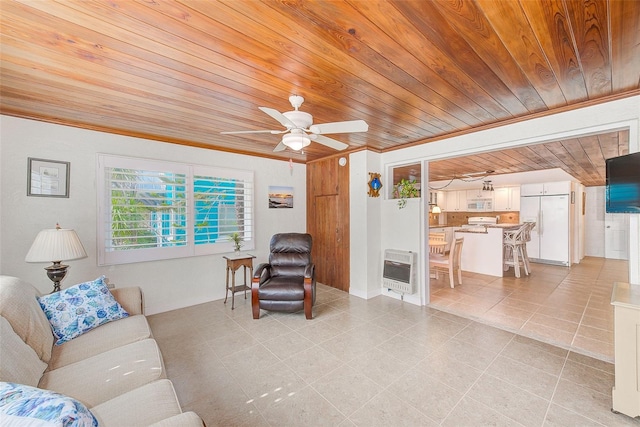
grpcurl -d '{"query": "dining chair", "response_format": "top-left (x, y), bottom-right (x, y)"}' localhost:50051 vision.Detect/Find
top-left (429, 232), bottom-right (447, 254)
top-left (429, 237), bottom-right (464, 288)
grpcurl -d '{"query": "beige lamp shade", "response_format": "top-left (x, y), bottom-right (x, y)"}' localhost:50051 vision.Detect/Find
top-left (25, 227), bottom-right (88, 263)
top-left (431, 205), bottom-right (442, 214)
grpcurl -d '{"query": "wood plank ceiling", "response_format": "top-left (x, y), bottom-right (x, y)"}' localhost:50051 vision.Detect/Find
top-left (1, 0), bottom-right (639, 186)
top-left (430, 129), bottom-right (629, 187)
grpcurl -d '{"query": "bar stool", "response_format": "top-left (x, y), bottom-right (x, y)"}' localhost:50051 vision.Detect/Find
top-left (503, 223), bottom-right (531, 278)
top-left (520, 222), bottom-right (535, 274)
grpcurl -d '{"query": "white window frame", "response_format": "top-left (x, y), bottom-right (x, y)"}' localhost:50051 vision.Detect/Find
top-left (97, 154), bottom-right (254, 266)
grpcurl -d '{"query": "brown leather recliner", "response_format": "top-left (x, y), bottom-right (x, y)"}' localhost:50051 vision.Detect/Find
top-left (251, 233), bottom-right (315, 319)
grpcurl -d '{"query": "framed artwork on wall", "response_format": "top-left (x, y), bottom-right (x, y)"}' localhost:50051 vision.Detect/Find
top-left (268, 186), bottom-right (293, 208)
top-left (27, 157), bottom-right (70, 198)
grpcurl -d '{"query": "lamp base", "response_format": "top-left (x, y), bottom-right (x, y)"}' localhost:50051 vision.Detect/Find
top-left (45, 262), bottom-right (69, 293)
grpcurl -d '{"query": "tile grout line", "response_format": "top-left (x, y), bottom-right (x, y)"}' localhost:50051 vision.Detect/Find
top-left (438, 332), bottom-right (532, 427)
top-left (541, 350), bottom-right (571, 427)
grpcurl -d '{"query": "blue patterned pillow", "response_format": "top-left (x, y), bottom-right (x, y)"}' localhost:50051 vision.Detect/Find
top-left (0, 382), bottom-right (98, 426)
top-left (37, 276), bottom-right (129, 345)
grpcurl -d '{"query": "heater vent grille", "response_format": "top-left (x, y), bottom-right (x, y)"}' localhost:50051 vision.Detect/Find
top-left (382, 249), bottom-right (417, 294)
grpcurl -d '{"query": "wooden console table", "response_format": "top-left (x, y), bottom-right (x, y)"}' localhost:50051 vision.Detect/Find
top-left (223, 254), bottom-right (255, 310)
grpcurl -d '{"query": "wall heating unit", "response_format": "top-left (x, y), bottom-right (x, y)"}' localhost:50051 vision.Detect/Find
top-left (383, 249), bottom-right (417, 295)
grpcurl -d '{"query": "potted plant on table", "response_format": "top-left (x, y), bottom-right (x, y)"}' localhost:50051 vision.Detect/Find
top-left (229, 232), bottom-right (243, 253)
top-left (393, 178), bottom-right (420, 209)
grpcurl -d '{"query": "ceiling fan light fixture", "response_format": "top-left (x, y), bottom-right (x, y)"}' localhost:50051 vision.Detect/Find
top-left (282, 110), bottom-right (313, 129)
top-left (282, 133), bottom-right (311, 151)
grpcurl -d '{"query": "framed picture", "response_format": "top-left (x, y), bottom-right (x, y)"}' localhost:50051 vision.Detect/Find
top-left (27, 158), bottom-right (70, 198)
top-left (268, 186), bottom-right (293, 208)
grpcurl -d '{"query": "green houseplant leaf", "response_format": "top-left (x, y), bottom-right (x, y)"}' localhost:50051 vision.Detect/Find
top-left (393, 178), bottom-right (420, 209)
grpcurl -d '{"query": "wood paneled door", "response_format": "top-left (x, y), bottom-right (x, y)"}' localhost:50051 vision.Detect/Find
top-left (307, 157), bottom-right (350, 292)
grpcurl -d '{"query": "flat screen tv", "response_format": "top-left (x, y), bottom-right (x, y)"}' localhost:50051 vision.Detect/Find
top-left (606, 152), bottom-right (640, 213)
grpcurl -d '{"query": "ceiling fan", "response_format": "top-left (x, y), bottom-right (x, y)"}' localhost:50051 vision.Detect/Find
top-left (221, 95), bottom-right (368, 152)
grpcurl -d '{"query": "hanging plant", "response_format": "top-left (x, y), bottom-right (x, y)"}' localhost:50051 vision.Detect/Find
top-left (393, 178), bottom-right (420, 209)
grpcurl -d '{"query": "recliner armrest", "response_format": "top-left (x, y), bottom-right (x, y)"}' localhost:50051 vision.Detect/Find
top-left (304, 263), bottom-right (315, 279)
top-left (252, 263), bottom-right (272, 285)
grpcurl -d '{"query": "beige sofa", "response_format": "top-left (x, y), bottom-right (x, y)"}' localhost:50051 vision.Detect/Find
top-left (0, 275), bottom-right (203, 426)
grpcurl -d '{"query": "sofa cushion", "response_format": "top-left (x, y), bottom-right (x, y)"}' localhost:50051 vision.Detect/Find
top-left (0, 316), bottom-right (48, 387)
top-left (90, 379), bottom-right (182, 426)
top-left (0, 382), bottom-right (98, 427)
top-left (0, 276), bottom-right (54, 363)
top-left (37, 276), bottom-right (129, 345)
top-left (148, 411), bottom-right (205, 427)
top-left (38, 338), bottom-right (165, 407)
top-left (48, 314), bottom-right (151, 371)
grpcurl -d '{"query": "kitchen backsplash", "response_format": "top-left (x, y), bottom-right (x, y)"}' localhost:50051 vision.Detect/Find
top-left (428, 211), bottom-right (519, 227)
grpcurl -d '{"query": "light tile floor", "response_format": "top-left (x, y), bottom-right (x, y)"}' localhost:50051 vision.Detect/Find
top-left (429, 256), bottom-right (628, 362)
top-left (149, 271), bottom-right (639, 426)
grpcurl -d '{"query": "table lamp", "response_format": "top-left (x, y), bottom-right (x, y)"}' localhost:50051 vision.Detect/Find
top-left (25, 224), bottom-right (88, 292)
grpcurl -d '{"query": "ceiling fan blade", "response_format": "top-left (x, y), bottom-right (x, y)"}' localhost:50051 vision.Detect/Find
top-left (259, 107), bottom-right (297, 129)
top-left (309, 120), bottom-right (368, 135)
top-left (313, 135), bottom-right (348, 151)
top-left (273, 142), bottom-right (287, 152)
top-left (221, 130), bottom-right (283, 135)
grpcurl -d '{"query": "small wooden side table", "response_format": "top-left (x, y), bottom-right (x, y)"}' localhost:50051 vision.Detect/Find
top-left (223, 254), bottom-right (255, 309)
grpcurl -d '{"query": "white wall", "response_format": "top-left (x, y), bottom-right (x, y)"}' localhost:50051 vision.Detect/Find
top-left (0, 115), bottom-right (306, 314)
top-left (348, 150), bottom-right (384, 299)
top-left (378, 95), bottom-right (640, 298)
top-left (585, 187), bottom-right (606, 258)
top-left (575, 183), bottom-right (586, 263)
top-left (379, 195), bottom-right (423, 305)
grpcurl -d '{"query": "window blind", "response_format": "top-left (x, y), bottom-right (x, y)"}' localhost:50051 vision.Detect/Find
top-left (97, 155), bottom-right (254, 265)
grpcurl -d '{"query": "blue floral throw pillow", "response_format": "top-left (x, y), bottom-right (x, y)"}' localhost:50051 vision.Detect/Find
top-left (38, 276), bottom-right (129, 345)
top-left (0, 382), bottom-right (98, 426)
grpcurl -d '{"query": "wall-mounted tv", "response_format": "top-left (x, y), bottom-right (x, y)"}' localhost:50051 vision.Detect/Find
top-left (606, 152), bottom-right (640, 213)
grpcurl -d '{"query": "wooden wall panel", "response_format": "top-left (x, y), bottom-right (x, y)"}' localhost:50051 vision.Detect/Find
top-left (307, 157), bottom-right (350, 292)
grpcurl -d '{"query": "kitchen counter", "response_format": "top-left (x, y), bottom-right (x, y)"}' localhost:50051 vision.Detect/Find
top-left (432, 224), bottom-right (524, 277)
top-left (453, 223), bottom-right (521, 234)
top-left (487, 223), bottom-right (521, 229)
top-left (453, 226), bottom-right (520, 277)
top-left (454, 228), bottom-right (488, 233)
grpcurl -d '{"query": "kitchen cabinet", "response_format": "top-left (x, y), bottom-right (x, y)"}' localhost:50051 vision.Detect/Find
top-left (466, 188), bottom-right (493, 200)
top-left (453, 227), bottom-right (505, 276)
top-left (429, 190), bottom-right (445, 209)
top-left (494, 187), bottom-right (520, 211)
top-left (520, 181), bottom-right (570, 196)
top-left (444, 190), bottom-right (467, 211)
top-left (466, 189), bottom-right (494, 212)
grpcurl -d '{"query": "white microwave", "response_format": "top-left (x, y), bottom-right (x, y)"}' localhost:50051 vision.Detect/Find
top-left (468, 199), bottom-right (492, 211)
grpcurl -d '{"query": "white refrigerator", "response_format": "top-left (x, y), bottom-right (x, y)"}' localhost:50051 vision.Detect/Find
top-left (519, 194), bottom-right (570, 265)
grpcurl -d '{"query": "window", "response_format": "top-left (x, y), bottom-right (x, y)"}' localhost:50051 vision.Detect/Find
top-left (388, 162), bottom-right (422, 199)
top-left (97, 155), bottom-right (253, 265)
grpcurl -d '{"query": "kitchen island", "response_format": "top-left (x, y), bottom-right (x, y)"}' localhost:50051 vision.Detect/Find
top-left (454, 224), bottom-right (520, 277)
